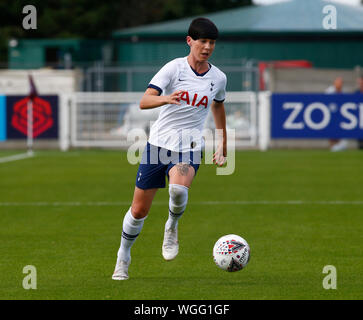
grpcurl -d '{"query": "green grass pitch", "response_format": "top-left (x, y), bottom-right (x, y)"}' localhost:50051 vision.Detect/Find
top-left (0, 149), bottom-right (362, 300)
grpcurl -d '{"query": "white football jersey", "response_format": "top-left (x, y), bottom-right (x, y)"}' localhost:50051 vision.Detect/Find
top-left (147, 56), bottom-right (227, 152)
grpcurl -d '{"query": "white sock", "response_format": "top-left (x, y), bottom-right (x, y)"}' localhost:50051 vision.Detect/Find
top-left (117, 207), bottom-right (146, 263)
top-left (165, 184), bottom-right (188, 230)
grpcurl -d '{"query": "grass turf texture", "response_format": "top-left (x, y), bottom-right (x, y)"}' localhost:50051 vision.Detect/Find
top-left (0, 150), bottom-right (362, 300)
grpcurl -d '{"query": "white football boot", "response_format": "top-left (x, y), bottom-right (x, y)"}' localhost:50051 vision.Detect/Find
top-left (112, 258), bottom-right (131, 280)
top-left (162, 228), bottom-right (179, 261)
top-left (331, 139), bottom-right (348, 152)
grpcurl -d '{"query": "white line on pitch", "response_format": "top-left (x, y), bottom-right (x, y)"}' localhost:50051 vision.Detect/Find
top-left (1, 200), bottom-right (363, 206)
top-left (0, 151), bottom-right (34, 164)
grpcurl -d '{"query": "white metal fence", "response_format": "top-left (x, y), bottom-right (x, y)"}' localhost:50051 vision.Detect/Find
top-left (59, 91), bottom-right (259, 150)
top-left (84, 62), bottom-right (260, 92)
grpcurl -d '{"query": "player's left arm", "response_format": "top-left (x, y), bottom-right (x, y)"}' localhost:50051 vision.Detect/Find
top-left (211, 100), bottom-right (227, 167)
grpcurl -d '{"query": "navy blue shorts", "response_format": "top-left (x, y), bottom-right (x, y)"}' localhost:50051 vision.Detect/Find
top-left (135, 142), bottom-right (202, 190)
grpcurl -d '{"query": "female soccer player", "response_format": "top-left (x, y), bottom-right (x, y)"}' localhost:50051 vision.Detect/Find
top-left (113, 17), bottom-right (227, 280)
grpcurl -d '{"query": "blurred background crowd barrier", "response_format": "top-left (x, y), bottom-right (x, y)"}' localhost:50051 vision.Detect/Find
top-left (1, 0), bottom-right (363, 151)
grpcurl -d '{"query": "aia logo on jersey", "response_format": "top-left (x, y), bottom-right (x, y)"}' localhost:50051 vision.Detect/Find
top-left (11, 96), bottom-right (54, 138)
top-left (180, 91), bottom-right (208, 108)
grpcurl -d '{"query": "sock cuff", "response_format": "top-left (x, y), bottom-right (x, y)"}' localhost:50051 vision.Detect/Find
top-left (127, 207), bottom-right (147, 224)
top-left (169, 183), bottom-right (189, 191)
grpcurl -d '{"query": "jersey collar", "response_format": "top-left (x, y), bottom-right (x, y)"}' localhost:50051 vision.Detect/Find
top-left (186, 57), bottom-right (212, 77)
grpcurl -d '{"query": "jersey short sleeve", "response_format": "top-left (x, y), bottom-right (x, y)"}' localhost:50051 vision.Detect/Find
top-left (214, 72), bottom-right (227, 102)
top-left (148, 60), bottom-right (176, 95)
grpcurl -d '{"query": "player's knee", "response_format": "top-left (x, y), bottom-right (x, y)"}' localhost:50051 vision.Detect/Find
top-left (169, 184), bottom-right (188, 206)
top-left (131, 204), bottom-right (149, 219)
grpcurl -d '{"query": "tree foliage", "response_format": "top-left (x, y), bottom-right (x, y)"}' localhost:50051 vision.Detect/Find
top-left (0, 0), bottom-right (252, 63)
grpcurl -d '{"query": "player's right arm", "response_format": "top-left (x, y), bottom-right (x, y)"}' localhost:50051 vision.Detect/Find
top-left (139, 88), bottom-right (184, 109)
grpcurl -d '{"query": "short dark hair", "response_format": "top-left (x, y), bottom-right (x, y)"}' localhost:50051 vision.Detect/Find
top-left (188, 18), bottom-right (219, 40)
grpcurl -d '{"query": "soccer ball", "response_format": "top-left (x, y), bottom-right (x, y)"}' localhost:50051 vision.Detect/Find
top-left (213, 234), bottom-right (250, 272)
